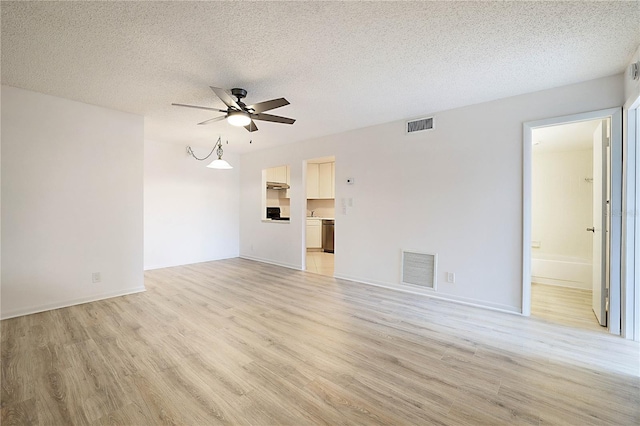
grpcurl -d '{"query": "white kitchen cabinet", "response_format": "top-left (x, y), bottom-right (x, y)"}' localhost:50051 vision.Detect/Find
top-left (318, 162), bottom-right (334, 199)
top-left (283, 165), bottom-right (291, 198)
top-left (331, 163), bottom-right (335, 198)
top-left (306, 218), bottom-right (322, 248)
top-left (307, 163), bottom-right (319, 199)
top-left (266, 165), bottom-right (291, 199)
top-left (307, 161), bottom-right (334, 199)
top-left (266, 165), bottom-right (288, 184)
top-left (266, 166), bottom-right (277, 182)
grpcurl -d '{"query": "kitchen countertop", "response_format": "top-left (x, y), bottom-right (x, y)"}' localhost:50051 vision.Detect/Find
top-left (263, 217), bottom-right (334, 223)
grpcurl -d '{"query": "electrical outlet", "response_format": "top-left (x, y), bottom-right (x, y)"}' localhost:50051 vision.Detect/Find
top-left (92, 272), bottom-right (101, 283)
top-left (446, 272), bottom-right (455, 283)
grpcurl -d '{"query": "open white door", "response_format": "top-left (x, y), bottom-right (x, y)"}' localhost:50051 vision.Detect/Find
top-left (592, 120), bottom-right (607, 326)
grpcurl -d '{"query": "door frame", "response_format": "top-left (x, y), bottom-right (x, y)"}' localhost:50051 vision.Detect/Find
top-left (622, 94), bottom-right (640, 341)
top-left (522, 108), bottom-right (622, 335)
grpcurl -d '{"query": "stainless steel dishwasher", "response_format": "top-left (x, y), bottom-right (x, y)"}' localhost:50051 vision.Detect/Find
top-left (322, 219), bottom-right (334, 253)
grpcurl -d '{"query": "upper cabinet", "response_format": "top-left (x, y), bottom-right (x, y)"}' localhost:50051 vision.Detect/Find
top-left (266, 165), bottom-right (291, 199)
top-left (307, 161), bottom-right (334, 199)
top-left (307, 163), bottom-right (320, 199)
top-left (266, 165), bottom-right (288, 184)
top-left (318, 162), bottom-right (334, 199)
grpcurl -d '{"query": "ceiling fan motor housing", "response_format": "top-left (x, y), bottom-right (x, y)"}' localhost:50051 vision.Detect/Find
top-left (231, 88), bottom-right (247, 100)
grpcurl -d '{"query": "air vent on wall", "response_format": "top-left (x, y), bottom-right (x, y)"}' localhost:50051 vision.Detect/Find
top-left (406, 116), bottom-right (434, 134)
top-left (401, 250), bottom-right (437, 290)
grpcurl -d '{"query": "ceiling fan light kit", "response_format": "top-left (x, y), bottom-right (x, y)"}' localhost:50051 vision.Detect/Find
top-left (227, 110), bottom-right (251, 127)
top-left (172, 86), bottom-right (295, 133)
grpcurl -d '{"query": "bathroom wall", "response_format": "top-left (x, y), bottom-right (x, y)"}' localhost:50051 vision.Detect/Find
top-left (532, 147), bottom-right (593, 288)
top-left (532, 148), bottom-right (593, 260)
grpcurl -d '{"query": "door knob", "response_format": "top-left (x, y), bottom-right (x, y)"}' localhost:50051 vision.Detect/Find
top-left (587, 227), bottom-right (595, 232)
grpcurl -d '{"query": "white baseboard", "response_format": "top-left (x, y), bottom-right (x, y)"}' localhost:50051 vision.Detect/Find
top-left (531, 276), bottom-right (590, 290)
top-left (334, 273), bottom-right (521, 315)
top-left (1, 286), bottom-right (147, 320)
top-left (239, 254), bottom-right (302, 271)
top-left (144, 253), bottom-right (239, 271)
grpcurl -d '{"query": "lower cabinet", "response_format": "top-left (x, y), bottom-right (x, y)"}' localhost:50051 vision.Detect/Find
top-left (306, 219), bottom-right (322, 248)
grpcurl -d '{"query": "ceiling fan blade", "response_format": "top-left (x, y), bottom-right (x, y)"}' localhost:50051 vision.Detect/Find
top-left (197, 116), bottom-right (227, 125)
top-left (210, 86), bottom-right (240, 109)
top-left (247, 98), bottom-right (290, 113)
top-left (252, 113), bottom-right (296, 125)
top-left (244, 120), bottom-right (259, 132)
top-left (172, 103), bottom-right (226, 113)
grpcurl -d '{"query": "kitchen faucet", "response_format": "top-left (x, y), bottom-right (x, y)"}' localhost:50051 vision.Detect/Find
top-left (311, 210), bottom-right (315, 217)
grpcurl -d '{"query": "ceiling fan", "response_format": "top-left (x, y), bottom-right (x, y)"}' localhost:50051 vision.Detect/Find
top-left (172, 87), bottom-right (295, 132)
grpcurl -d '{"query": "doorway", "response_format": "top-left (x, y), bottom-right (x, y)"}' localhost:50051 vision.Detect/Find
top-left (304, 156), bottom-right (335, 277)
top-left (530, 119), bottom-right (606, 331)
top-left (523, 108), bottom-right (622, 335)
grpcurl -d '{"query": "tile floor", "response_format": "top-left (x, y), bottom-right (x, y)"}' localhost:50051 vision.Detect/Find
top-left (306, 250), bottom-right (334, 276)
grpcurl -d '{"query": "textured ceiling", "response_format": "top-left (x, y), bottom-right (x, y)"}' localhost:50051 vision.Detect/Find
top-left (2, 1), bottom-right (639, 153)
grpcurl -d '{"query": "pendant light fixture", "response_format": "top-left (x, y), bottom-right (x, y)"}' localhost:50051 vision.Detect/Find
top-left (186, 137), bottom-right (233, 169)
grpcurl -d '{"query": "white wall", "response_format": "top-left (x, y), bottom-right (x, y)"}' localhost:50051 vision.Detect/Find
top-left (1, 86), bottom-right (144, 319)
top-left (144, 140), bottom-right (239, 270)
top-left (239, 75), bottom-right (624, 313)
top-left (624, 45), bottom-right (640, 104)
top-left (532, 149), bottom-right (593, 260)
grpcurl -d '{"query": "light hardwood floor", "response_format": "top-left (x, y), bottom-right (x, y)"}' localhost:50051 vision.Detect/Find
top-left (2, 258), bottom-right (639, 425)
top-left (531, 283), bottom-right (604, 332)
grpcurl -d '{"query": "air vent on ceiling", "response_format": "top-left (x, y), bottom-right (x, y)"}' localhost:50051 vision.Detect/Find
top-left (406, 116), bottom-right (434, 134)
top-left (401, 250), bottom-right (437, 290)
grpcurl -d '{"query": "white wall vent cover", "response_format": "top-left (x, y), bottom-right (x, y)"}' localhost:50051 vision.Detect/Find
top-left (406, 117), bottom-right (434, 134)
top-left (401, 250), bottom-right (437, 290)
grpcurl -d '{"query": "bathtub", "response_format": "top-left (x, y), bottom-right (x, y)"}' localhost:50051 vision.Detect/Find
top-left (531, 253), bottom-right (592, 290)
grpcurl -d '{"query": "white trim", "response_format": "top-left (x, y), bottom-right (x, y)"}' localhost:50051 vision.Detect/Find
top-left (523, 108), bottom-right (622, 334)
top-left (302, 160), bottom-right (309, 272)
top-left (334, 273), bottom-right (521, 314)
top-left (623, 93), bottom-right (640, 341)
top-left (144, 254), bottom-right (239, 271)
top-left (239, 254), bottom-right (302, 271)
top-left (523, 120), bottom-right (533, 316)
top-left (636, 105), bottom-right (640, 342)
top-left (609, 109), bottom-right (623, 335)
top-left (531, 277), bottom-right (590, 290)
top-left (0, 286), bottom-right (146, 320)
top-left (621, 102), bottom-right (636, 339)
